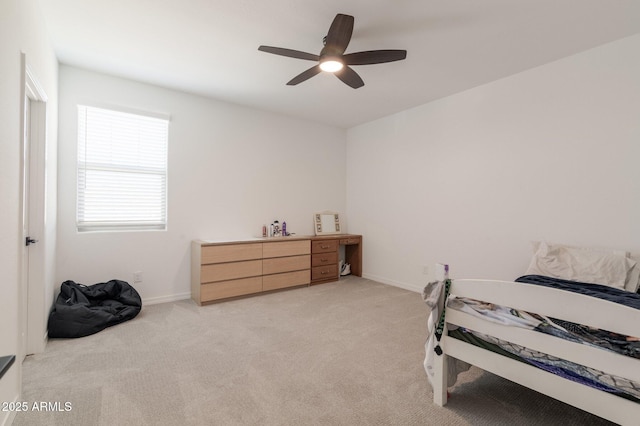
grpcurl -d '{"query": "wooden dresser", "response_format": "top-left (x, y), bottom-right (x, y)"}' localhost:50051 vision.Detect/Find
top-left (191, 237), bottom-right (311, 305)
top-left (191, 234), bottom-right (362, 304)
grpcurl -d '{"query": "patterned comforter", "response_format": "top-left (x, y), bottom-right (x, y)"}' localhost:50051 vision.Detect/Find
top-left (447, 276), bottom-right (640, 401)
top-left (517, 275), bottom-right (640, 359)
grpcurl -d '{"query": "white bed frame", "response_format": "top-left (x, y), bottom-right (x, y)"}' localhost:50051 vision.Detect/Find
top-left (432, 275), bottom-right (640, 425)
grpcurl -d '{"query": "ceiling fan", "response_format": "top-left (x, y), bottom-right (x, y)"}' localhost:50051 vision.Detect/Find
top-left (258, 13), bottom-right (407, 89)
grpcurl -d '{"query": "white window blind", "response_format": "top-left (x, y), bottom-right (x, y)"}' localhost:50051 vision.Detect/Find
top-left (77, 105), bottom-right (168, 231)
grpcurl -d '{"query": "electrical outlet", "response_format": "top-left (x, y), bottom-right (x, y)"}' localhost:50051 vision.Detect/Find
top-left (422, 265), bottom-right (429, 275)
top-left (133, 271), bottom-right (143, 283)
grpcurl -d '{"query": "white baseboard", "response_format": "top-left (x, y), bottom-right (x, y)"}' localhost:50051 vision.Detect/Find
top-left (362, 273), bottom-right (423, 293)
top-left (141, 279), bottom-right (423, 306)
top-left (1, 408), bottom-right (16, 426)
top-left (142, 292), bottom-right (191, 306)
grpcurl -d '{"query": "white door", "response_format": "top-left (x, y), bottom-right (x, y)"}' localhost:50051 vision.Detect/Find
top-left (20, 55), bottom-right (48, 357)
top-left (20, 92), bottom-right (32, 361)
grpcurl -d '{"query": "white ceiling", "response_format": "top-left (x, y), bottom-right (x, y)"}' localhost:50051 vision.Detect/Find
top-left (38, 0), bottom-right (640, 128)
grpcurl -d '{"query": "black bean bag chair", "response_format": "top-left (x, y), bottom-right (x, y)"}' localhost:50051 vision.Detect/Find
top-left (48, 279), bottom-right (142, 338)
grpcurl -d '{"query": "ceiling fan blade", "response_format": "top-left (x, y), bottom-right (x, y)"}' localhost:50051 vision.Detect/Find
top-left (335, 66), bottom-right (364, 89)
top-left (258, 46), bottom-right (319, 61)
top-left (287, 65), bottom-right (322, 85)
top-left (343, 50), bottom-right (407, 66)
top-left (324, 14), bottom-right (354, 55)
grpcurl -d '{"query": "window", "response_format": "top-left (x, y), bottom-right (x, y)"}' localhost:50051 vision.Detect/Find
top-left (77, 105), bottom-right (169, 231)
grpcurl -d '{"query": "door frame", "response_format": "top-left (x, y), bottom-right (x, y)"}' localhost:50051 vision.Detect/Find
top-left (20, 53), bottom-right (48, 357)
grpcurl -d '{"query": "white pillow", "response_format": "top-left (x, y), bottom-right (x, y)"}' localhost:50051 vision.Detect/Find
top-left (526, 242), bottom-right (636, 290)
top-left (627, 256), bottom-right (640, 293)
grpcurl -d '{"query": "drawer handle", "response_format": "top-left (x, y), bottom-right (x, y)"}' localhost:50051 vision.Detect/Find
top-left (321, 271), bottom-right (328, 275)
top-left (320, 245), bottom-right (330, 249)
top-left (320, 258), bottom-right (328, 262)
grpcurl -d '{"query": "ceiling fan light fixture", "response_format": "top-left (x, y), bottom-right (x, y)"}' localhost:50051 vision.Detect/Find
top-left (258, 14), bottom-right (407, 88)
top-left (319, 58), bottom-right (343, 73)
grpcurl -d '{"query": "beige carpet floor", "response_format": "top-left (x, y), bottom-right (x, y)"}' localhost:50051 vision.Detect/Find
top-left (15, 276), bottom-right (614, 425)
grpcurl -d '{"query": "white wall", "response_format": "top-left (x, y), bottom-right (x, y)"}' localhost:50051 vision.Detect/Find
top-left (347, 34), bottom-right (640, 292)
top-left (57, 66), bottom-right (347, 303)
top-left (0, 0), bottom-right (58, 423)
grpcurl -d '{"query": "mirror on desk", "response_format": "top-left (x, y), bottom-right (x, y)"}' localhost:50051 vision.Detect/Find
top-left (314, 212), bottom-right (341, 235)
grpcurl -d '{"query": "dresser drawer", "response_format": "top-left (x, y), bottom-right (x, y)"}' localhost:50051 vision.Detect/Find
top-left (200, 277), bottom-right (263, 302)
top-left (311, 264), bottom-right (339, 281)
top-left (263, 255), bottom-right (310, 275)
top-left (311, 252), bottom-right (338, 267)
top-left (201, 243), bottom-right (262, 264)
top-left (200, 259), bottom-right (262, 283)
top-left (311, 239), bottom-right (339, 254)
top-left (263, 270), bottom-right (310, 291)
top-left (263, 240), bottom-right (310, 258)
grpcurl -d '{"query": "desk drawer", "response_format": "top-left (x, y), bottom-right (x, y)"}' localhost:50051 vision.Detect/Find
top-left (311, 252), bottom-right (338, 267)
top-left (340, 237), bottom-right (360, 245)
top-left (311, 264), bottom-right (339, 281)
top-left (312, 239), bottom-right (339, 253)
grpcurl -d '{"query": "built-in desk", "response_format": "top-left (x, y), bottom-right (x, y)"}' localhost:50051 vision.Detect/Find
top-left (310, 234), bottom-right (362, 285)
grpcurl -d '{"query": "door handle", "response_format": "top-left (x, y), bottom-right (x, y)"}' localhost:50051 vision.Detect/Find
top-left (25, 237), bottom-right (38, 246)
